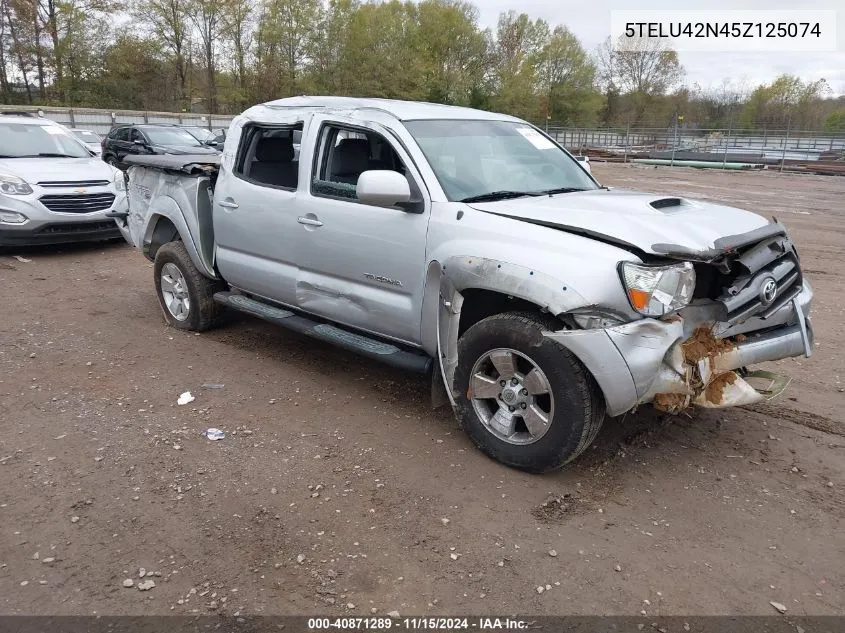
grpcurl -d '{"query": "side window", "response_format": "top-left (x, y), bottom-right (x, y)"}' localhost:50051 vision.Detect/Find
top-left (234, 124), bottom-right (301, 190)
top-left (111, 127), bottom-right (129, 141)
top-left (311, 124), bottom-right (407, 201)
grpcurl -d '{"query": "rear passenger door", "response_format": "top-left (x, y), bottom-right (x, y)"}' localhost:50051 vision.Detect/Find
top-left (213, 122), bottom-right (304, 305)
top-left (293, 117), bottom-right (430, 345)
top-left (107, 126), bottom-right (130, 163)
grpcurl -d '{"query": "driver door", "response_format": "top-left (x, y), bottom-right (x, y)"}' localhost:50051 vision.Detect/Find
top-left (293, 116), bottom-right (431, 345)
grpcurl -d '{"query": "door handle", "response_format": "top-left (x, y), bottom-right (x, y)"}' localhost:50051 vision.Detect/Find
top-left (218, 199), bottom-right (239, 209)
top-left (297, 216), bottom-right (323, 227)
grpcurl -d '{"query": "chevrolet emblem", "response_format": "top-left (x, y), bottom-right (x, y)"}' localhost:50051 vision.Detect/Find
top-left (73, 187), bottom-right (88, 194)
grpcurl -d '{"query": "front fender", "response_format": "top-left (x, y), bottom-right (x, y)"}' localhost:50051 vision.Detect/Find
top-left (422, 256), bottom-right (634, 413)
top-left (440, 255), bottom-right (589, 315)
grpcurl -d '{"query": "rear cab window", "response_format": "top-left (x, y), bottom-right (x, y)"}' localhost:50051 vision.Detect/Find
top-left (234, 123), bottom-right (303, 190)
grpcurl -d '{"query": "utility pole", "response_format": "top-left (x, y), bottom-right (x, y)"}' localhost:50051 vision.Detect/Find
top-left (670, 113), bottom-right (683, 166)
top-left (780, 111), bottom-right (792, 173)
top-left (722, 104), bottom-right (734, 169)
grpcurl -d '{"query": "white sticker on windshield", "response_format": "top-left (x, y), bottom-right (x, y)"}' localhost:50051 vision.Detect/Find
top-left (41, 126), bottom-right (66, 136)
top-left (516, 126), bottom-right (556, 150)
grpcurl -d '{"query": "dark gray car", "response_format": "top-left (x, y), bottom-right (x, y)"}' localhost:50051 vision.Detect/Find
top-left (102, 124), bottom-right (219, 170)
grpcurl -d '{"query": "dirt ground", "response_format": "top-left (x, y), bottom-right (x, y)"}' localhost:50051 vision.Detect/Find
top-left (1, 163), bottom-right (843, 617)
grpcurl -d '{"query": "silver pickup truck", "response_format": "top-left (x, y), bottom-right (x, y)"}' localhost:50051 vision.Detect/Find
top-left (120, 96), bottom-right (813, 472)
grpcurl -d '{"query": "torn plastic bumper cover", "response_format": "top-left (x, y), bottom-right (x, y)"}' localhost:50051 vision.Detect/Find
top-left (544, 280), bottom-right (813, 416)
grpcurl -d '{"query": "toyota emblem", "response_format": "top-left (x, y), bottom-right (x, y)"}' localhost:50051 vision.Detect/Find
top-left (760, 278), bottom-right (777, 306)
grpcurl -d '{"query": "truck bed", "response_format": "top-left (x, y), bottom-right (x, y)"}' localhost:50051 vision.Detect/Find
top-left (123, 154), bottom-right (221, 175)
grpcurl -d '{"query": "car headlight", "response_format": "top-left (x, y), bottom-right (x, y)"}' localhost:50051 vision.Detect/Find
top-left (619, 261), bottom-right (696, 316)
top-left (113, 170), bottom-right (127, 192)
top-left (0, 172), bottom-right (33, 195)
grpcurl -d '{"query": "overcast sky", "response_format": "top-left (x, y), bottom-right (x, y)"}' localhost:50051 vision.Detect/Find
top-left (472, 0), bottom-right (845, 96)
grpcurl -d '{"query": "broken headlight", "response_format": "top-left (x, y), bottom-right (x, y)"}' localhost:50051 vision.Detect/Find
top-left (619, 261), bottom-right (695, 317)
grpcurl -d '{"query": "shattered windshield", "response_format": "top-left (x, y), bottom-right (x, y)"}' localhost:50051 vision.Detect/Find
top-left (404, 119), bottom-right (597, 202)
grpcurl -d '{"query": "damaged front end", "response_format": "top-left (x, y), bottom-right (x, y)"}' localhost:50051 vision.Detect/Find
top-left (546, 221), bottom-right (813, 415)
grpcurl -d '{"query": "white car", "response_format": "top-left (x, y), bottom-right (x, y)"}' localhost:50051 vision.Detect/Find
top-left (0, 116), bottom-right (128, 246)
top-left (70, 128), bottom-right (103, 156)
top-left (573, 154), bottom-right (591, 173)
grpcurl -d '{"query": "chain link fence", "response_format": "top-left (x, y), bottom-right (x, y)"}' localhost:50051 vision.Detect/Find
top-left (544, 123), bottom-right (845, 163)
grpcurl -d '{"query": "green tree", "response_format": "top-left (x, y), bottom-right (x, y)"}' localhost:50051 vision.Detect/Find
top-left (413, 0), bottom-right (488, 105)
top-left (490, 11), bottom-right (548, 119)
top-left (219, 0), bottom-right (253, 109)
top-left (304, 0), bottom-right (357, 95)
top-left (538, 25), bottom-right (599, 124)
top-left (187, 0), bottom-right (225, 112)
top-left (823, 108), bottom-right (845, 133)
top-left (96, 33), bottom-right (175, 109)
top-left (255, 0), bottom-right (323, 100)
top-left (740, 75), bottom-right (830, 129)
top-left (335, 1), bottom-right (424, 99)
top-left (133, 0), bottom-right (191, 109)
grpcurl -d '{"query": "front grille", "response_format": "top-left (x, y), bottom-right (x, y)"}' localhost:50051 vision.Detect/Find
top-left (37, 180), bottom-right (110, 188)
top-left (39, 221), bottom-right (117, 234)
top-left (709, 234), bottom-right (802, 323)
top-left (39, 193), bottom-right (115, 213)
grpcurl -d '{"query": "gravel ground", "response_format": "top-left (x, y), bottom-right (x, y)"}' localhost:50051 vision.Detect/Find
top-left (0, 163), bottom-right (843, 616)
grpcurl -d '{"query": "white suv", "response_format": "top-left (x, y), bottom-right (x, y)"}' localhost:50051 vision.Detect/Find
top-left (0, 115), bottom-right (127, 247)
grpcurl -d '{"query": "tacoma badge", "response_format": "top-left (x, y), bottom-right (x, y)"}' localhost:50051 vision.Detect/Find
top-left (363, 273), bottom-right (403, 287)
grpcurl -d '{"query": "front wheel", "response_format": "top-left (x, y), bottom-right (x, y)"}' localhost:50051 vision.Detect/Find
top-left (153, 241), bottom-right (225, 331)
top-left (454, 313), bottom-right (605, 473)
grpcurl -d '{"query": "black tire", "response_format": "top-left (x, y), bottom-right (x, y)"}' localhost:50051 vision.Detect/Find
top-left (105, 155), bottom-right (119, 167)
top-left (153, 241), bottom-right (225, 332)
top-left (454, 312), bottom-right (605, 473)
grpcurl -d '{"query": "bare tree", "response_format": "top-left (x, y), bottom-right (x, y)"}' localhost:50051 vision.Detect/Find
top-left (611, 35), bottom-right (684, 95)
top-left (220, 0), bottom-right (253, 107)
top-left (135, 0), bottom-right (191, 108)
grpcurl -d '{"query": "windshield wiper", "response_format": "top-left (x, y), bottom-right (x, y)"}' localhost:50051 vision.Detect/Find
top-left (537, 187), bottom-right (588, 196)
top-left (15, 153), bottom-right (82, 158)
top-left (459, 190), bottom-right (542, 203)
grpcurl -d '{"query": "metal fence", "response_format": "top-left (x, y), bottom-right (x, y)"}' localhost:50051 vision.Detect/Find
top-left (0, 104), bottom-right (235, 136)
top-left (546, 125), bottom-right (845, 162)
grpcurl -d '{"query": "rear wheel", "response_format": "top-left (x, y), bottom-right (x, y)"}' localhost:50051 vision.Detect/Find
top-left (454, 312), bottom-right (605, 472)
top-left (153, 241), bottom-right (224, 331)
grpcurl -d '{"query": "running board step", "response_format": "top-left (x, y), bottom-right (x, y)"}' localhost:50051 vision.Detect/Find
top-left (214, 291), bottom-right (433, 374)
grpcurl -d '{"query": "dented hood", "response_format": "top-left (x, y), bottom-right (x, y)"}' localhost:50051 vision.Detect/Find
top-left (468, 188), bottom-right (770, 256)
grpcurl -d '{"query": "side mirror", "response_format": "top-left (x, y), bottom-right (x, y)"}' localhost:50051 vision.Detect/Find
top-left (205, 139), bottom-right (218, 146)
top-left (133, 139), bottom-right (146, 146)
top-left (356, 170), bottom-right (411, 208)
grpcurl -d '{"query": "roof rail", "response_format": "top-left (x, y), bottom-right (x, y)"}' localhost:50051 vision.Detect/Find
top-left (265, 103), bottom-right (402, 122)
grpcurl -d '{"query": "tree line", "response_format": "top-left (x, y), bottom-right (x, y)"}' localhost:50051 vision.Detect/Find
top-left (2, 0), bottom-right (844, 132)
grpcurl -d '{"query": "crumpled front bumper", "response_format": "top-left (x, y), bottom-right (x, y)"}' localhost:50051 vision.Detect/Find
top-left (545, 280), bottom-right (813, 416)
